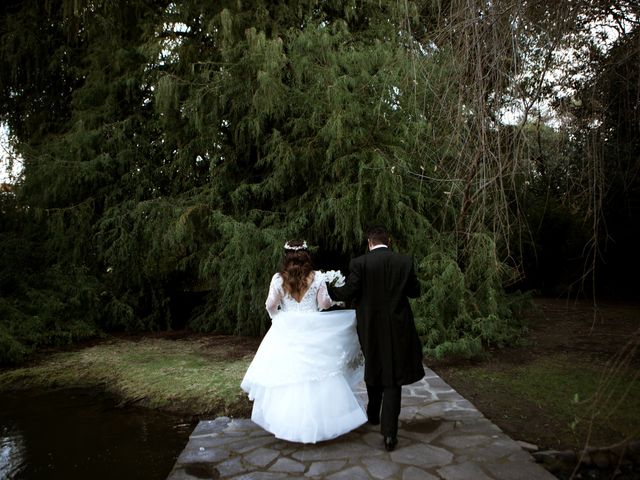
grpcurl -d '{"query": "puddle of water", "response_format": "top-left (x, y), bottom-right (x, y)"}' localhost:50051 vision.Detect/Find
top-left (0, 388), bottom-right (193, 479)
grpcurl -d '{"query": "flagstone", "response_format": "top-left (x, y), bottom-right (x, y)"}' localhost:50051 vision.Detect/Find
top-left (216, 457), bottom-right (249, 478)
top-left (167, 368), bottom-right (556, 480)
top-left (268, 457), bottom-right (306, 473)
top-left (291, 441), bottom-right (380, 462)
top-left (401, 466), bottom-right (439, 480)
top-left (305, 460), bottom-right (347, 477)
top-left (245, 447), bottom-right (280, 467)
top-left (176, 442), bottom-right (230, 464)
top-left (390, 443), bottom-right (454, 468)
top-left (326, 466), bottom-right (370, 480)
top-left (362, 456), bottom-right (401, 479)
top-left (437, 461), bottom-right (493, 480)
top-left (439, 434), bottom-right (493, 450)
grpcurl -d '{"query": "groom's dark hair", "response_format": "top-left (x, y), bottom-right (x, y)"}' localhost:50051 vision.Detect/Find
top-left (366, 225), bottom-right (390, 246)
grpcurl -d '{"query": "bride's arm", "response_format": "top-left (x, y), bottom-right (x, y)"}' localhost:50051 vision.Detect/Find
top-left (316, 281), bottom-right (333, 310)
top-left (265, 274), bottom-right (283, 318)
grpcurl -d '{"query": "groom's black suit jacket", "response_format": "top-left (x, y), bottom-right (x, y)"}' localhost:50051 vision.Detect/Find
top-left (328, 247), bottom-right (425, 387)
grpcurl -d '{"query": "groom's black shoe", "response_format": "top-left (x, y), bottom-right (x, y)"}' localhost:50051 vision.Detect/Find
top-left (384, 436), bottom-right (398, 451)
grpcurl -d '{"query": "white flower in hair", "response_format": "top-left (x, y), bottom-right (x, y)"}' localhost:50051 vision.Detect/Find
top-left (284, 240), bottom-right (308, 251)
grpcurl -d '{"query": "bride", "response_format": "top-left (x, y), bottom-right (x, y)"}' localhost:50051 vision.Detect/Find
top-left (240, 240), bottom-right (367, 443)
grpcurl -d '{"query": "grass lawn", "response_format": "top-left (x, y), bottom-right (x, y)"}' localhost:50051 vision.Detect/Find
top-left (0, 335), bottom-right (259, 416)
top-left (432, 298), bottom-right (640, 451)
top-left (434, 352), bottom-right (639, 450)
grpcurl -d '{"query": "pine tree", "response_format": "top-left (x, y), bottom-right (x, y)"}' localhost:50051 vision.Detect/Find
top-left (0, 0), bottom-right (551, 362)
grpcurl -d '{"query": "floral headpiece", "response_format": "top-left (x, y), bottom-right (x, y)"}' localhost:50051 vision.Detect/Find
top-left (284, 240), bottom-right (308, 251)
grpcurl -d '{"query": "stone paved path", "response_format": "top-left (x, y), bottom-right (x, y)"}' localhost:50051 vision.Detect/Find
top-left (167, 368), bottom-right (557, 479)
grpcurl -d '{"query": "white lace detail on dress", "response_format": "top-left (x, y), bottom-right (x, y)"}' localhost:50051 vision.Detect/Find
top-left (283, 274), bottom-right (317, 312)
top-left (266, 271), bottom-right (329, 316)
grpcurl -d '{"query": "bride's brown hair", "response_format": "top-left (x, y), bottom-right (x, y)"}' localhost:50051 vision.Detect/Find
top-left (280, 240), bottom-right (314, 301)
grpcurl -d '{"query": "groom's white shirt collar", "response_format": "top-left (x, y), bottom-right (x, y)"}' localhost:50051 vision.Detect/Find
top-left (369, 244), bottom-right (388, 251)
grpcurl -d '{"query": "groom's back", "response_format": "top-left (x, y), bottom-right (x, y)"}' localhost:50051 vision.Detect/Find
top-left (361, 249), bottom-right (417, 311)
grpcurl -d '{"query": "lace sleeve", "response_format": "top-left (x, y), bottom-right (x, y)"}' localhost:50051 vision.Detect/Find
top-left (316, 279), bottom-right (332, 310)
top-left (265, 273), bottom-right (284, 318)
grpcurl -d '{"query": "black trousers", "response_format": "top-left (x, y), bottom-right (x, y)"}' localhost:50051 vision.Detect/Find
top-left (366, 384), bottom-right (402, 437)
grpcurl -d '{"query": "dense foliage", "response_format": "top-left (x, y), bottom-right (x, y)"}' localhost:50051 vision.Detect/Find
top-left (1, 0), bottom-right (638, 364)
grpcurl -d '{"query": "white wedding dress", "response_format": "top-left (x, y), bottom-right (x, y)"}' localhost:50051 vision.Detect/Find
top-left (241, 271), bottom-right (367, 443)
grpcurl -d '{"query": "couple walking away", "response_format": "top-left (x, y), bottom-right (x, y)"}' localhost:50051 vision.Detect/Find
top-left (241, 226), bottom-right (424, 451)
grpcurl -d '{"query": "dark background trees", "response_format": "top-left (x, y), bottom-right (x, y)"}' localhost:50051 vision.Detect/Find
top-left (1, 0), bottom-right (638, 364)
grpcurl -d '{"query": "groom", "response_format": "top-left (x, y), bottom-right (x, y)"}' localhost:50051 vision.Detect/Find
top-left (328, 225), bottom-right (424, 451)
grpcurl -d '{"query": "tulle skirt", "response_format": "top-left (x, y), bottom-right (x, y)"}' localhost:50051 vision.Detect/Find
top-left (241, 309), bottom-right (367, 443)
